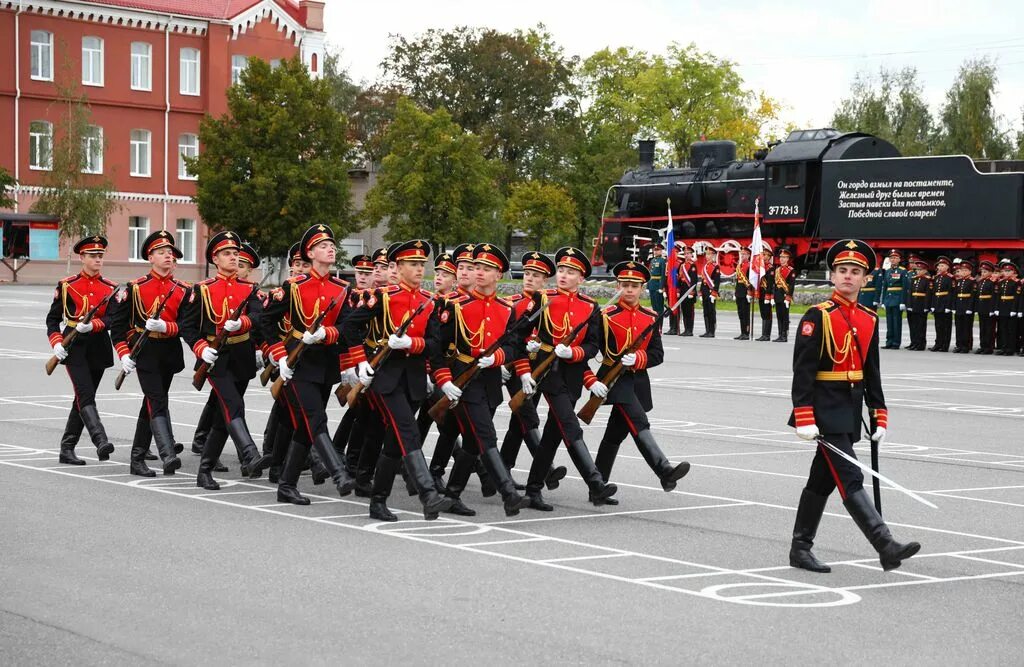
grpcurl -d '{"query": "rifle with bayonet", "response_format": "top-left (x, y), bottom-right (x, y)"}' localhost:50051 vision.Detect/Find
top-left (269, 290), bottom-right (345, 401)
top-left (114, 282), bottom-right (178, 390)
top-left (192, 283), bottom-right (259, 391)
top-left (45, 285), bottom-right (121, 376)
top-left (346, 297), bottom-right (431, 407)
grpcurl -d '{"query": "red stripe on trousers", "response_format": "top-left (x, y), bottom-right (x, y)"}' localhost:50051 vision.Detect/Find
top-left (819, 444), bottom-right (847, 500)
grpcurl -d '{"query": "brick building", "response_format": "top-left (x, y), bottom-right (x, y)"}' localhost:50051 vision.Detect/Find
top-left (0, 0), bottom-right (326, 283)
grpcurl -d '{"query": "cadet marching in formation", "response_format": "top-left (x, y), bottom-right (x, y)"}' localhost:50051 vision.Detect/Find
top-left (47, 230), bottom-right (932, 572)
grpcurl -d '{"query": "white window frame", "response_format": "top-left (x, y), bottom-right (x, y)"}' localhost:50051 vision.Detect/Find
top-left (82, 36), bottom-right (104, 87)
top-left (176, 219), bottom-right (196, 264)
top-left (129, 129), bottom-right (151, 178)
top-left (30, 30), bottom-right (53, 81)
top-left (231, 54), bottom-right (247, 85)
top-left (29, 120), bottom-right (53, 170)
top-left (128, 217), bottom-right (149, 262)
top-left (269, 58), bottom-right (282, 70)
top-left (82, 125), bottom-right (103, 174)
top-left (180, 47), bottom-right (200, 96)
top-left (178, 133), bottom-right (199, 180)
top-left (131, 42), bottom-right (152, 91)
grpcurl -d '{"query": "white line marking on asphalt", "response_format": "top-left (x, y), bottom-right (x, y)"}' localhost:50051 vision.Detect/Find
top-left (540, 553), bottom-right (631, 563)
top-left (483, 502), bottom-right (750, 525)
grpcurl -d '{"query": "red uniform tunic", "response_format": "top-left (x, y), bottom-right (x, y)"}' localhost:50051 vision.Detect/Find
top-left (45, 271), bottom-right (117, 369)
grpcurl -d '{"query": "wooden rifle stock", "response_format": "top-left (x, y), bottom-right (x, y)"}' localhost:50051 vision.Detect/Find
top-left (346, 297), bottom-right (430, 407)
top-left (192, 284), bottom-right (259, 391)
top-left (45, 286), bottom-right (119, 376)
top-left (269, 291), bottom-right (344, 400)
top-left (114, 283), bottom-right (177, 390)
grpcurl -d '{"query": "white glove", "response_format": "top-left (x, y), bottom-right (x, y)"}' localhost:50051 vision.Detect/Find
top-left (871, 426), bottom-right (887, 443)
top-left (425, 374), bottom-right (435, 394)
top-left (796, 424), bottom-right (820, 441)
top-left (746, 295), bottom-right (753, 303)
top-left (341, 368), bottom-right (358, 387)
top-left (301, 327), bottom-right (326, 345)
top-left (223, 318), bottom-right (242, 333)
top-left (75, 320), bottom-right (94, 333)
top-left (993, 311), bottom-right (999, 317)
top-left (945, 308), bottom-right (951, 314)
top-left (201, 347), bottom-right (219, 364)
top-left (388, 333), bottom-right (412, 350)
top-left (930, 307), bottom-right (935, 313)
top-left (52, 343), bottom-right (68, 360)
top-left (501, 366), bottom-right (512, 382)
top-left (278, 356), bottom-right (294, 381)
top-left (145, 318), bottom-right (167, 333)
top-left (519, 373), bottom-right (536, 396)
top-left (1012, 312), bottom-right (1018, 318)
top-left (621, 352), bottom-right (637, 367)
top-left (769, 299), bottom-right (775, 306)
top-left (710, 297), bottom-right (716, 304)
top-left (554, 343), bottom-right (573, 359)
top-left (255, 349), bottom-right (265, 370)
top-left (477, 354), bottom-right (495, 369)
top-left (590, 381), bottom-right (609, 398)
top-left (357, 361), bottom-right (374, 386)
top-left (269, 353), bottom-right (280, 368)
top-left (877, 303), bottom-right (884, 310)
top-left (120, 355), bottom-right (136, 375)
top-left (526, 339), bottom-right (542, 354)
top-left (783, 300), bottom-right (790, 309)
top-left (966, 310), bottom-right (972, 315)
top-left (440, 381), bottom-right (462, 402)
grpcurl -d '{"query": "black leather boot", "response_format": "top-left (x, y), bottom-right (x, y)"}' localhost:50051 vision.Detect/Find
top-left (312, 432), bottom-right (356, 497)
top-left (521, 427), bottom-right (565, 491)
top-left (277, 440), bottom-right (311, 506)
top-left (195, 427), bottom-right (228, 490)
top-left (481, 448), bottom-right (528, 517)
top-left (354, 435), bottom-right (384, 498)
top-left (226, 417), bottom-right (262, 479)
top-left (262, 406), bottom-right (279, 456)
top-left (151, 415), bottom-right (182, 475)
top-left (443, 447), bottom-right (478, 517)
top-left (402, 466), bottom-right (418, 497)
top-left (789, 488), bottom-right (831, 573)
top-left (566, 439), bottom-right (617, 505)
top-left (428, 427), bottom-right (460, 484)
top-left (524, 432), bottom-right (558, 511)
top-left (191, 400), bottom-right (215, 454)
top-left (635, 430), bottom-right (690, 491)
top-left (309, 450), bottom-right (329, 485)
top-left (593, 435), bottom-right (621, 505)
top-left (404, 450), bottom-right (454, 521)
top-left (756, 318), bottom-right (772, 341)
top-left (79, 404), bottom-right (114, 460)
top-left (369, 454), bottom-right (400, 522)
top-left (58, 410), bottom-right (86, 465)
top-left (844, 489), bottom-right (921, 571)
top-left (129, 417), bottom-right (156, 478)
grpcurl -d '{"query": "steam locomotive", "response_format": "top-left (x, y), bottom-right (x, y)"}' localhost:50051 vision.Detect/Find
top-left (592, 129), bottom-right (1024, 275)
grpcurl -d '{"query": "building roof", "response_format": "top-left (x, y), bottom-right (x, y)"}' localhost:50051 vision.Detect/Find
top-left (76, 0), bottom-right (302, 22)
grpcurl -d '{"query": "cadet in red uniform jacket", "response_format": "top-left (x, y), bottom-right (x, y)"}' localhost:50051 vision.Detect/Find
top-left (676, 245), bottom-right (698, 336)
top-left (734, 247), bottom-right (753, 340)
top-left (699, 246), bottom-right (720, 338)
top-left (341, 240), bottom-right (454, 522)
top-left (516, 247), bottom-right (617, 510)
top-left (46, 235), bottom-right (117, 465)
top-left (586, 261), bottom-right (690, 503)
top-left (773, 247), bottom-right (796, 342)
top-left (108, 230), bottom-right (188, 477)
top-left (755, 244), bottom-right (774, 341)
top-left (788, 239), bottom-right (920, 574)
top-left (261, 224), bottom-right (356, 504)
top-left (178, 231), bottom-right (264, 491)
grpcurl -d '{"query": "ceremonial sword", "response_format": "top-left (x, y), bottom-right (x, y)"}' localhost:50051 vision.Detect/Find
top-left (814, 436), bottom-right (937, 509)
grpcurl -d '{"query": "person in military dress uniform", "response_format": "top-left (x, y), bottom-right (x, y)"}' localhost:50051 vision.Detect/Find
top-left (108, 230), bottom-right (188, 477)
top-left (974, 260), bottom-right (997, 354)
top-left (699, 246), bottom-right (720, 338)
top-left (516, 247), bottom-right (617, 510)
top-left (788, 239), bottom-right (921, 574)
top-left (929, 256), bottom-right (955, 352)
top-left (676, 244), bottom-right (698, 336)
top-left (952, 259), bottom-right (977, 353)
top-left (881, 250), bottom-right (910, 348)
top-left (341, 240), bottom-right (454, 521)
top-left (858, 250), bottom-right (884, 310)
top-left (772, 247), bottom-right (796, 342)
top-left (587, 261), bottom-right (690, 503)
top-left (995, 259), bottom-right (1020, 356)
top-left (179, 231), bottom-right (265, 491)
top-left (646, 243), bottom-right (666, 322)
top-left (734, 246), bottom-right (753, 340)
top-left (755, 244), bottom-right (774, 341)
top-left (46, 235), bottom-right (118, 465)
top-left (905, 258), bottom-right (932, 351)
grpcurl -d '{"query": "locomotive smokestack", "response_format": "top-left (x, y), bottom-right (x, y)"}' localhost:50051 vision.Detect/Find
top-left (638, 140), bottom-right (656, 171)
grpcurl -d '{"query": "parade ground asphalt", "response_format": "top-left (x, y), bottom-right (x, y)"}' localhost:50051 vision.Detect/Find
top-left (1, 284), bottom-right (1022, 666)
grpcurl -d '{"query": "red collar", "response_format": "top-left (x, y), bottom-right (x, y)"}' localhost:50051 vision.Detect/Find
top-left (471, 288), bottom-right (497, 302)
top-left (309, 268), bottom-right (328, 282)
top-left (556, 288), bottom-right (578, 297)
top-left (216, 271), bottom-right (237, 282)
top-left (149, 269), bottom-right (173, 282)
top-left (831, 291), bottom-right (855, 308)
top-left (616, 299), bottom-right (640, 311)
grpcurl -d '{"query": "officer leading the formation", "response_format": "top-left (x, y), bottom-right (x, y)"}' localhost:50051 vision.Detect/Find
top-left (788, 239), bottom-right (920, 574)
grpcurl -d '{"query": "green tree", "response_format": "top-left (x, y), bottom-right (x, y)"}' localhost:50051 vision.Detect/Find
top-left (831, 67), bottom-right (933, 155)
top-left (502, 180), bottom-right (577, 251)
top-left (935, 57), bottom-right (1011, 159)
top-left (0, 166), bottom-right (15, 209)
top-left (189, 57), bottom-right (354, 260)
top-left (348, 84), bottom-right (403, 166)
top-left (363, 98), bottom-right (499, 249)
top-left (382, 25), bottom-right (576, 187)
top-left (30, 61), bottom-right (119, 264)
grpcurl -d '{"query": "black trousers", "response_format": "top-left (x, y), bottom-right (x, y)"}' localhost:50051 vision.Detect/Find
top-left (679, 297), bottom-right (695, 334)
top-left (701, 296), bottom-right (716, 334)
top-left (207, 374), bottom-right (249, 424)
top-left (978, 313), bottom-right (996, 351)
top-left (758, 301), bottom-right (772, 337)
top-left (998, 315), bottom-right (1017, 354)
top-left (907, 311), bottom-right (928, 348)
top-left (804, 432), bottom-right (864, 500)
top-left (452, 400), bottom-right (499, 454)
top-left (370, 386), bottom-right (424, 457)
top-left (500, 382), bottom-right (541, 468)
top-left (775, 300), bottom-right (790, 335)
top-left (736, 298), bottom-right (751, 335)
top-left (538, 391), bottom-right (584, 448)
top-left (594, 399), bottom-right (652, 480)
top-left (65, 364), bottom-right (105, 411)
top-left (283, 379), bottom-right (331, 444)
top-left (954, 313), bottom-right (974, 350)
top-left (137, 365), bottom-right (175, 421)
top-left (933, 312), bottom-right (953, 349)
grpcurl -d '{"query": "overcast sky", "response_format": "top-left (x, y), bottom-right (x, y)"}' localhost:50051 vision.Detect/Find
top-left (322, 0), bottom-right (1024, 137)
